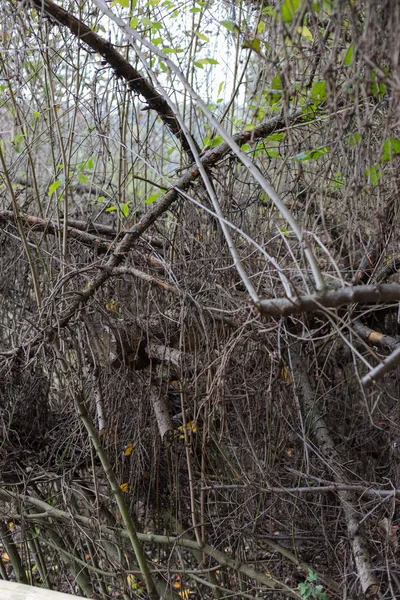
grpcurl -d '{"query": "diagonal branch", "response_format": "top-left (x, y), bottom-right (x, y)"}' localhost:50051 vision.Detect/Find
top-left (288, 346), bottom-right (380, 598)
top-left (22, 0), bottom-right (199, 160)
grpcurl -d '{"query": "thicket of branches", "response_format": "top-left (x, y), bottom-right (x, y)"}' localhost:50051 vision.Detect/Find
top-left (1, 1), bottom-right (400, 599)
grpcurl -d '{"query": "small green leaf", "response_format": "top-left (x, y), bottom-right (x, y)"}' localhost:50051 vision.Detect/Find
top-left (130, 16), bottom-right (139, 28)
top-left (87, 157), bottom-right (94, 169)
top-left (220, 20), bottom-right (236, 32)
top-left (106, 205), bottom-right (118, 212)
top-left (33, 111), bottom-right (41, 118)
top-left (381, 137), bottom-right (400, 161)
top-left (257, 21), bottom-right (265, 33)
top-left (240, 143), bottom-right (250, 151)
top-left (281, 0), bottom-right (300, 23)
top-left (195, 57), bottom-right (218, 65)
top-left (48, 180), bottom-right (61, 196)
top-left (307, 570), bottom-right (318, 583)
top-left (195, 31), bottom-right (209, 41)
top-left (294, 145), bottom-right (330, 161)
top-left (140, 16), bottom-right (153, 27)
top-left (343, 43), bottom-right (354, 66)
top-left (298, 25), bottom-right (313, 41)
top-left (144, 192), bottom-right (163, 204)
top-left (162, 47), bottom-right (183, 54)
top-left (120, 201), bottom-right (130, 217)
top-left (279, 226), bottom-right (290, 237)
top-left (348, 132), bottom-right (360, 147)
top-left (365, 164), bottom-right (381, 186)
top-left (242, 38), bottom-right (261, 52)
top-left (266, 132), bottom-right (285, 141)
top-left (311, 80), bottom-right (326, 102)
top-left (266, 149), bottom-right (281, 158)
top-left (111, 0), bottom-right (129, 6)
top-left (271, 74), bottom-right (282, 90)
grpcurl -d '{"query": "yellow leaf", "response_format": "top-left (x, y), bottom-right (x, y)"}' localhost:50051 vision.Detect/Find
top-left (105, 299), bottom-right (118, 311)
top-left (120, 483), bottom-right (130, 492)
top-left (178, 590), bottom-right (193, 599)
top-left (1, 553), bottom-right (10, 562)
top-left (127, 574), bottom-right (137, 588)
top-left (298, 25), bottom-right (313, 41)
top-left (280, 367), bottom-right (293, 385)
top-left (178, 421), bottom-right (198, 434)
top-left (123, 441), bottom-right (134, 456)
top-left (173, 576), bottom-right (182, 589)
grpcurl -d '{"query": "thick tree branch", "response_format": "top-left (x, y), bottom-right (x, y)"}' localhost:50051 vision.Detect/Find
top-left (22, 0), bottom-right (199, 160)
top-left (259, 284), bottom-right (400, 316)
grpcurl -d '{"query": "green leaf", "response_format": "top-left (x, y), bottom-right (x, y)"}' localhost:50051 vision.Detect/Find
top-left (240, 143), bottom-right (250, 151)
top-left (33, 111), bottom-right (41, 118)
top-left (140, 16), bottom-right (153, 26)
top-left (203, 135), bottom-right (223, 147)
top-left (298, 582), bottom-right (312, 598)
top-left (281, 0), bottom-right (301, 23)
top-left (365, 164), bottom-right (381, 186)
top-left (294, 145), bottom-right (330, 161)
top-left (307, 570), bottom-right (318, 583)
top-left (220, 20), bottom-right (236, 32)
top-left (144, 192), bottom-right (163, 204)
top-left (162, 47), bottom-right (183, 54)
top-left (348, 132), bottom-right (360, 147)
top-left (266, 149), bottom-right (281, 158)
top-left (195, 57), bottom-right (219, 65)
top-left (217, 81), bottom-right (224, 97)
top-left (242, 38), bottom-right (261, 52)
top-left (77, 174), bottom-right (88, 184)
top-left (48, 180), bottom-right (61, 196)
top-left (195, 31), bottom-right (209, 41)
top-left (120, 201), bottom-right (130, 217)
top-left (87, 157), bottom-right (94, 169)
top-left (279, 226), bottom-right (290, 237)
top-left (298, 25), bottom-right (313, 41)
top-left (381, 137), bottom-right (400, 162)
top-left (266, 132), bottom-right (285, 141)
top-left (311, 80), bottom-right (326, 102)
top-left (343, 43), bottom-right (354, 66)
top-left (257, 21), bottom-right (265, 33)
top-left (271, 74), bottom-right (282, 90)
top-left (130, 16), bottom-right (139, 28)
top-left (111, 0), bottom-right (129, 6)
